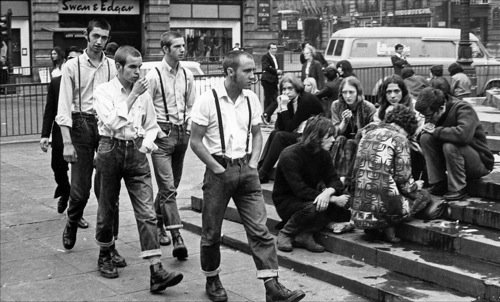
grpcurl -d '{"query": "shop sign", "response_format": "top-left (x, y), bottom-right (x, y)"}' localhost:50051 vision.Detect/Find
top-left (394, 8), bottom-right (431, 16)
top-left (257, 0), bottom-right (271, 28)
top-left (59, 0), bottom-right (140, 15)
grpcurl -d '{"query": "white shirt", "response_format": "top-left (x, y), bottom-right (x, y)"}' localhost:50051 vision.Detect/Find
top-left (94, 77), bottom-right (162, 153)
top-left (191, 85), bottom-right (263, 159)
top-left (270, 53), bottom-right (278, 70)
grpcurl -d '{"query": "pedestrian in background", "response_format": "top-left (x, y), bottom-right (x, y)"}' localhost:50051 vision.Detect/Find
top-left (50, 46), bottom-right (65, 79)
top-left (105, 42), bottom-right (119, 59)
top-left (448, 62), bottom-right (472, 99)
top-left (260, 42), bottom-right (282, 124)
top-left (391, 43), bottom-right (409, 76)
top-left (301, 44), bottom-right (324, 89)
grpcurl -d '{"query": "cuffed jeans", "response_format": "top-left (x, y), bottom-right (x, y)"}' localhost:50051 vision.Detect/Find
top-left (67, 113), bottom-right (98, 226)
top-left (152, 123), bottom-right (189, 230)
top-left (420, 133), bottom-right (490, 192)
top-left (201, 158), bottom-right (279, 279)
top-left (94, 137), bottom-right (161, 258)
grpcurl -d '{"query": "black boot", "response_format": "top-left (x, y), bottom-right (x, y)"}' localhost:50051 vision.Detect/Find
top-left (57, 195), bottom-right (69, 214)
top-left (110, 244), bottom-right (127, 267)
top-left (264, 278), bottom-right (305, 302)
top-left (97, 249), bottom-right (119, 279)
top-left (206, 275), bottom-right (228, 302)
top-left (62, 222), bottom-right (77, 250)
top-left (150, 262), bottom-right (183, 293)
top-left (171, 230), bottom-right (188, 260)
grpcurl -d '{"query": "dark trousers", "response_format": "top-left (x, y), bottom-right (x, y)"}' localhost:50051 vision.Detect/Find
top-left (94, 137), bottom-right (161, 258)
top-left (50, 127), bottom-right (70, 199)
top-left (67, 114), bottom-right (98, 226)
top-left (410, 149), bottom-right (428, 187)
top-left (201, 158), bottom-right (278, 279)
top-left (258, 131), bottom-right (300, 177)
top-left (261, 81), bottom-right (278, 119)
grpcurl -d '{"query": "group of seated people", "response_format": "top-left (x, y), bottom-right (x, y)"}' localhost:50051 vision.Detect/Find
top-left (259, 62), bottom-right (494, 252)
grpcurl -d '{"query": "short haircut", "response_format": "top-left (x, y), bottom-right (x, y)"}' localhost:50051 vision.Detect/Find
top-left (448, 62), bottom-right (464, 76)
top-left (385, 104), bottom-right (419, 137)
top-left (267, 43), bottom-right (277, 50)
top-left (430, 65), bottom-right (443, 77)
top-left (65, 46), bottom-right (83, 59)
top-left (300, 115), bottom-right (336, 153)
top-left (222, 50), bottom-right (254, 76)
top-left (339, 76), bottom-right (364, 103)
top-left (114, 46), bottom-right (141, 66)
top-left (415, 87), bottom-right (446, 114)
top-left (430, 77), bottom-right (451, 95)
top-left (395, 43), bottom-right (404, 50)
top-left (160, 31), bottom-right (183, 50)
top-left (105, 42), bottom-right (119, 56)
top-left (377, 75), bottom-right (412, 121)
top-left (324, 64), bottom-right (339, 81)
top-left (279, 73), bottom-right (304, 93)
top-left (87, 18), bottom-right (111, 35)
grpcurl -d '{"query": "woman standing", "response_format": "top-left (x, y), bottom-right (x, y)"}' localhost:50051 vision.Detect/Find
top-left (50, 46), bottom-right (65, 79)
top-left (301, 45), bottom-right (324, 89)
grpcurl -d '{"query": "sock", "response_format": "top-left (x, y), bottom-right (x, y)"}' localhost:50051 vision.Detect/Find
top-left (148, 256), bottom-right (161, 266)
top-left (263, 277), bottom-right (275, 284)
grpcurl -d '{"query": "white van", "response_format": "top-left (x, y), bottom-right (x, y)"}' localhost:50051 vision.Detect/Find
top-left (324, 27), bottom-right (500, 68)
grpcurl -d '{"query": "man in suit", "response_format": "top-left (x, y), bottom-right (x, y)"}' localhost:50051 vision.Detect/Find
top-left (391, 43), bottom-right (409, 76)
top-left (260, 43), bottom-right (282, 124)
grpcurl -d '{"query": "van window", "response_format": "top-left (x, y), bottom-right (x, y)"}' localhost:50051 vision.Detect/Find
top-left (471, 42), bottom-right (484, 58)
top-left (350, 38), bottom-right (456, 58)
top-left (334, 40), bottom-right (344, 56)
top-left (326, 39), bottom-right (337, 56)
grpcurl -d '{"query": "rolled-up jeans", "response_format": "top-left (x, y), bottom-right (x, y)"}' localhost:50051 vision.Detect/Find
top-left (67, 113), bottom-right (98, 226)
top-left (152, 122), bottom-right (189, 230)
top-left (94, 136), bottom-right (161, 258)
top-left (201, 155), bottom-right (278, 279)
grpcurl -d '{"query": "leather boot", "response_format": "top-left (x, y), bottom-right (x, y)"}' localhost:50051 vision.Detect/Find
top-left (110, 244), bottom-right (127, 267)
top-left (293, 232), bottom-right (325, 252)
top-left (206, 275), bottom-right (228, 302)
top-left (383, 227), bottom-right (401, 243)
top-left (264, 278), bottom-right (305, 302)
top-left (276, 231), bottom-right (293, 252)
top-left (171, 230), bottom-right (188, 260)
top-left (97, 249), bottom-right (118, 279)
top-left (150, 262), bottom-right (183, 293)
top-left (62, 222), bottom-right (77, 250)
top-left (158, 225), bottom-right (171, 246)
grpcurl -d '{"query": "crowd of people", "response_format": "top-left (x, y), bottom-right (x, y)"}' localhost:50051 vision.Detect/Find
top-left (39, 19), bottom-right (494, 301)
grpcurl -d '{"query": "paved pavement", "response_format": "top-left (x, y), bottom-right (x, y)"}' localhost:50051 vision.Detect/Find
top-left (0, 140), bottom-right (367, 302)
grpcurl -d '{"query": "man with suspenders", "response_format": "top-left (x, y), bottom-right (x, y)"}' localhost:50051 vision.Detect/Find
top-left (146, 31), bottom-right (195, 259)
top-left (190, 50), bottom-right (306, 302)
top-left (56, 19), bottom-right (125, 269)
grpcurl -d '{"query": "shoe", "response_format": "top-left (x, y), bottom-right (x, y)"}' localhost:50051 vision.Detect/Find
top-left (158, 227), bottom-right (171, 246)
top-left (172, 231), bottom-right (188, 260)
top-left (206, 275), bottom-right (228, 302)
top-left (98, 250), bottom-right (119, 279)
top-left (293, 232), bottom-right (325, 253)
top-left (382, 227), bottom-right (401, 244)
top-left (265, 278), bottom-right (305, 302)
top-left (261, 113), bottom-right (270, 125)
top-left (444, 188), bottom-right (468, 201)
top-left (57, 196), bottom-right (68, 214)
top-left (62, 222), bottom-right (77, 250)
top-left (277, 231), bottom-right (293, 252)
top-left (150, 263), bottom-right (183, 293)
top-left (77, 217), bottom-right (89, 229)
top-left (428, 181), bottom-right (447, 196)
top-left (110, 246), bottom-right (127, 268)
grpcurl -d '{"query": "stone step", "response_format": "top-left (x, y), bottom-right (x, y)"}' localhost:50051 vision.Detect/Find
top-left (475, 105), bottom-right (500, 137)
top-left (190, 196), bottom-right (500, 300)
top-left (180, 208), bottom-right (474, 302)
top-left (447, 197), bottom-right (500, 230)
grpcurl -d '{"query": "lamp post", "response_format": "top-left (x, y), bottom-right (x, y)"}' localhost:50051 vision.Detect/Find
top-left (457, 0), bottom-right (476, 95)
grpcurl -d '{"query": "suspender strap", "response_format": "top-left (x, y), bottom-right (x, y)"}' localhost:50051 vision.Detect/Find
top-left (77, 57), bottom-right (82, 112)
top-left (155, 67), bottom-right (170, 122)
top-left (212, 89), bottom-right (252, 156)
top-left (182, 67), bottom-right (188, 124)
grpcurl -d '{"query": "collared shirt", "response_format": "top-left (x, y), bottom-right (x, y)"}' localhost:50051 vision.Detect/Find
top-left (56, 51), bottom-right (116, 127)
top-left (94, 77), bottom-right (161, 151)
top-left (191, 85), bottom-right (262, 159)
top-left (146, 58), bottom-right (196, 125)
top-left (270, 53), bottom-right (278, 70)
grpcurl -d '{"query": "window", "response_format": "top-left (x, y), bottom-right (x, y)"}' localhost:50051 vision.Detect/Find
top-left (349, 38), bottom-right (456, 58)
top-left (334, 40), bottom-right (344, 56)
top-left (326, 39), bottom-right (337, 56)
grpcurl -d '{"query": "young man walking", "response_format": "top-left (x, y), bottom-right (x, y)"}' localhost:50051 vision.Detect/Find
top-left (93, 45), bottom-right (183, 292)
top-left (190, 50), bottom-right (306, 302)
top-left (146, 31), bottom-right (195, 259)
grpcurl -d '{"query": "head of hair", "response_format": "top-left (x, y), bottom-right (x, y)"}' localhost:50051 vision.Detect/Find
top-left (114, 45), bottom-right (142, 66)
top-left (377, 75), bottom-right (412, 121)
top-left (339, 76), bottom-right (364, 104)
top-left (430, 77), bottom-right (451, 95)
top-left (304, 44), bottom-right (316, 56)
top-left (448, 62), bottom-right (463, 76)
top-left (324, 64), bottom-right (339, 81)
top-left (395, 43), bottom-right (404, 51)
top-left (401, 66), bottom-right (415, 79)
top-left (430, 65), bottom-right (443, 77)
top-left (303, 77), bottom-right (319, 93)
top-left (415, 87), bottom-right (446, 115)
top-left (51, 46), bottom-right (65, 66)
top-left (222, 50), bottom-right (253, 76)
top-left (300, 115), bottom-right (336, 153)
top-left (279, 73), bottom-right (304, 93)
top-left (65, 46), bottom-right (83, 59)
top-left (86, 18), bottom-right (111, 36)
top-left (267, 42), bottom-right (276, 50)
top-left (384, 104), bottom-right (419, 136)
top-left (105, 42), bottom-right (119, 56)
top-left (160, 31), bottom-right (183, 51)
top-left (301, 42), bottom-right (308, 50)
top-left (336, 60), bottom-right (354, 77)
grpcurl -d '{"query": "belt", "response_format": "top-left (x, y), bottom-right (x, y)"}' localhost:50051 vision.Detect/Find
top-left (100, 136), bottom-right (135, 147)
top-left (212, 154), bottom-right (249, 166)
top-left (72, 112), bottom-right (96, 120)
top-left (158, 122), bottom-right (184, 129)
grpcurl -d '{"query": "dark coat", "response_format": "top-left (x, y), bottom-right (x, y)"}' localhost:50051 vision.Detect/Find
top-left (391, 54), bottom-right (409, 76)
top-left (261, 52), bottom-right (279, 85)
top-left (301, 59), bottom-right (325, 89)
top-left (41, 76), bottom-right (63, 146)
top-left (275, 91), bottom-right (323, 132)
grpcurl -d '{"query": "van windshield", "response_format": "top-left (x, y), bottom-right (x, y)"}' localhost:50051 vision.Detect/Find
top-left (350, 38), bottom-right (456, 58)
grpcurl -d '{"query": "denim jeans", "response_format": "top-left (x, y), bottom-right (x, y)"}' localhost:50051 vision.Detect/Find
top-left (420, 133), bottom-right (490, 192)
top-left (201, 157), bottom-right (278, 279)
top-left (152, 123), bottom-right (189, 230)
top-left (67, 114), bottom-right (99, 226)
top-left (94, 137), bottom-right (161, 258)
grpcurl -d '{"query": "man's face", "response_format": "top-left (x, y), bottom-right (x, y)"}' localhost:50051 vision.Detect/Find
top-left (118, 55), bottom-right (142, 85)
top-left (396, 46), bottom-right (404, 54)
top-left (229, 55), bottom-right (255, 90)
top-left (423, 105), bottom-right (446, 124)
top-left (87, 27), bottom-right (110, 53)
top-left (269, 44), bottom-right (277, 56)
top-left (166, 37), bottom-right (185, 62)
top-left (341, 83), bottom-right (358, 105)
